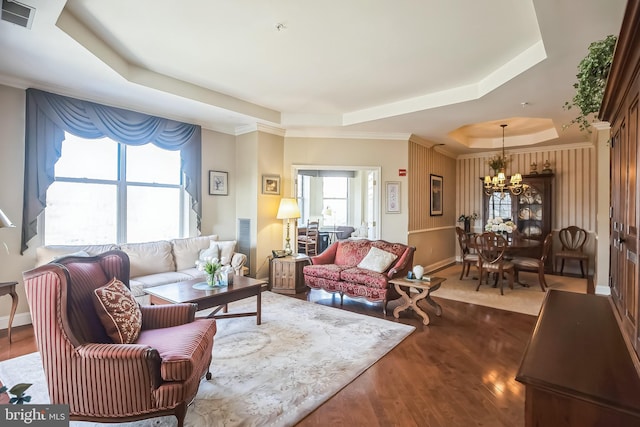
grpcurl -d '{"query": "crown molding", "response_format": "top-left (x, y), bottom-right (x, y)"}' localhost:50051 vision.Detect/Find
top-left (284, 129), bottom-right (411, 141)
top-left (456, 141), bottom-right (595, 160)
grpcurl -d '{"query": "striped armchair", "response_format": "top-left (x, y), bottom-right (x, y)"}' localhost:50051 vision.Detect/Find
top-left (22, 250), bottom-right (216, 427)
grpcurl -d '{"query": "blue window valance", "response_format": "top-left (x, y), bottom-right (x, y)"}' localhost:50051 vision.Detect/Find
top-left (22, 88), bottom-right (202, 253)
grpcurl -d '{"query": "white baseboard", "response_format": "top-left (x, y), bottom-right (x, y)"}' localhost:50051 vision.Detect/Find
top-left (595, 285), bottom-right (611, 296)
top-left (0, 311), bottom-right (32, 330)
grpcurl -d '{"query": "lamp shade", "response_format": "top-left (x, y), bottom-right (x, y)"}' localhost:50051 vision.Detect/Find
top-left (276, 198), bottom-right (301, 219)
top-left (0, 208), bottom-right (15, 228)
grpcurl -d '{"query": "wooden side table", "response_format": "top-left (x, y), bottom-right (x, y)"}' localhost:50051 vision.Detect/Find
top-left (388, 277), bottom-right (445, 325)
top-left (270, 255), bottom-right (310, 294)
top-left (0, 281), bottom-right (18, 343)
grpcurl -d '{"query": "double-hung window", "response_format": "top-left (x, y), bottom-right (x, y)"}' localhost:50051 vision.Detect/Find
top-left (44, 132), bottom-right (184, 245)
top-left (322, 177), bottom-right (348, 226)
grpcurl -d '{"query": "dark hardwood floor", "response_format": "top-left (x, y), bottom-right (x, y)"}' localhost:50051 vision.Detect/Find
top-left (0, 289), bottom-right (537, 427)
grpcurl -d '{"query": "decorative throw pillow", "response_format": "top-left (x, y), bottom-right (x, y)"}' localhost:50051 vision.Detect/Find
top-left (216, 240), bottom-right (237, 265)
top-left (93, 277), bottom-right (142, 344)
top-left (357, 247), bottom-right (398, 273)
top-left (199, 241), bottom-right (220, 262)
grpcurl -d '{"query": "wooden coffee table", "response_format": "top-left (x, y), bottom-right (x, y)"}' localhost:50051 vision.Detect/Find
top-left (388, 277), bottom-right (445, 325)
top-left (144, 275), bottom-right (268, 325)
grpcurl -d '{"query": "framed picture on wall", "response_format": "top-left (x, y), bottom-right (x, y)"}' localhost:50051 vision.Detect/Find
top-left (262, 175), bottom-right (280, 195)
top-left (430, 174), bottom-right (443, 216)
top-left (208, 170), bottom-right (228, 195)
top-left (385, 181), bottom-right (401, 213)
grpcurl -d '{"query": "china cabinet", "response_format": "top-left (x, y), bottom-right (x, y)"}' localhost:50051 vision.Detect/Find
top-left (481, 174), bottom-right (553, 263)
top-left (482, 174), bottom-right (553, 241)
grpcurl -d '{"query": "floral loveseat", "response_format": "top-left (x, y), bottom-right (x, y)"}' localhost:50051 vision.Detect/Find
top-left (35, 235), bottom-right (247, 304)
top-left (303, 239), bottom-right (415, 314)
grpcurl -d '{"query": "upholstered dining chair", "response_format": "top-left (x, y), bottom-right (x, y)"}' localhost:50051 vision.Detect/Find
top-left (511, 233), bottom-right (554, 291)
top-left (455, 226), bottom-right (479, 280)
top-left (475, 232), bottom-right (515, 295)
top-left (556, 226), bottom-right (589, 277)
top-left (22, 250), bottom-right (217, 427)
top-left (298, 220), bottom-right (319, 255)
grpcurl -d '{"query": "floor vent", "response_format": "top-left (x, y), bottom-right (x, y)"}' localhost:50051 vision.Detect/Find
top-left (1, 0), bottom-right (35, 29)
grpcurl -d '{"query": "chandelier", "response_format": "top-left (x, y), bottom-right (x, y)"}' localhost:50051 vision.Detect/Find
top-left (483, 124), bottom-right (526, 197)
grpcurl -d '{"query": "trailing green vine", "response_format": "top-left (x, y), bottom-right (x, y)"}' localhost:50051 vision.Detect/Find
top-left (563, 34), bottom-right (617, 133)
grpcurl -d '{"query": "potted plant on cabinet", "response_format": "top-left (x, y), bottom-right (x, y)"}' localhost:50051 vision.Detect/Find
top-left (563, 34), bottom-right (617, 133)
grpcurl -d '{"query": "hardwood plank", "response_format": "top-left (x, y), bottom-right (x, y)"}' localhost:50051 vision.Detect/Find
top-left (0, 290), bottom-right (536, 426)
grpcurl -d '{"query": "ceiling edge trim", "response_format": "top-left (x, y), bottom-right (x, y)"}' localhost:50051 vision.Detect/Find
top-left (56, 7), bottom-right (281, 124)
top-left (456, 141), bottom-right (594, 160)
top-left (341, 40), bottom-right (547, 126)
top-left (284, 129), bottom-right (411, 140)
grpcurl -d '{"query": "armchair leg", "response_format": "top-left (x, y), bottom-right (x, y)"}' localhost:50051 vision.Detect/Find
top-left (175, 402), bottom-right (187, 427)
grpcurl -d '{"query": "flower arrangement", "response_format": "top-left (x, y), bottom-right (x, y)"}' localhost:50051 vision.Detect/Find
top-left (485, 217), bottom-right (516, 233)
top-left (457, 213), bottom-right (478, 222)
top-left (487, 155), bottom-right (508, 172)
top-left (195, 257), bottom-right (223, 287)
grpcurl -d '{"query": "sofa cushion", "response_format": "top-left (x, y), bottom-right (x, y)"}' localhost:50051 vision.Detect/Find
top-left (36, 244), bottom-right (118, 267)
top-left (340, 267), bottom-right (389, 289)
top-left (334, 239), bottom-right (379, 266)
top-left (303, 264), bottom-right (348, 281)
top-left (371, 240), bottom-right (410, 262)
top-left (179, 267), bottom-right (207, 280)
top-left (198, 240), bottom-right (237, 266)
top-left (171, 235), bottom-right (218, 271)
top-left (133, 271), bottom-right (195, 288)
top-left (93, 277), bottom-right (142, 344)
top-left (357, 247), bottom-right (397, 273)
top-left (136, 319), bottom-right (217, 381)
top-left (128, 279), bottom-right (146, 298)
top-left (120, 240), bottom-right (175, 278)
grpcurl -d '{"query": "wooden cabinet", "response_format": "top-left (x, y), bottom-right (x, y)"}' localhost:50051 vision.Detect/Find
top-left (517, 291), bottom-right (640, 426)
top-left (600, 0), bottom-right (640, 361)
top-left (482, 174), bottom-right (553, 258)
top-left (270, 255), bottom-right (310, 294)
top-left (515, 174), bottom-right (553, 242)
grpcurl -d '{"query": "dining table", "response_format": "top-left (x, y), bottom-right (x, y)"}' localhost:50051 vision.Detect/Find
top-left (468, 232), bottom-right (542, 287)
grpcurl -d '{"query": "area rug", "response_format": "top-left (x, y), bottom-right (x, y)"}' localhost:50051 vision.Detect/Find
top-left (431, 264), bottom-right (587, 316)
top-left (0, 291), bottom-right (414, 427)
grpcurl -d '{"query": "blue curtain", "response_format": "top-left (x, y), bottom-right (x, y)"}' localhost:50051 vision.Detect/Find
top-left (22, 88), bottom-right (202, 253)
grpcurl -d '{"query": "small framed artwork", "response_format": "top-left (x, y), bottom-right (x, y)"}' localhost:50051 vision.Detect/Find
top-left (385, 181), bottom-right (401, 213)
top-left (262, 175), bottom-right (280, 195)
top-left (209, 170), bottom-right (228, 196)
top-left (430, 174), bottom-right (443, 216)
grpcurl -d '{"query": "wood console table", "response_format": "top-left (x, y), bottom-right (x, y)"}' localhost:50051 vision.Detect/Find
top-left (0, 281), bottom-right (18, 343)
top-left (516, 290), bottom-right (640, 426)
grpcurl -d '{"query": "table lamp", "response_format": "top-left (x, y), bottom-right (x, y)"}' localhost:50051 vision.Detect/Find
top-left (276, 198), bottom-right (301, 255)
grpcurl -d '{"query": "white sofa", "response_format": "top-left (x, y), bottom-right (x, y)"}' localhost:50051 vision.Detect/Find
top-left (35, 235), bottom-right (247, 304)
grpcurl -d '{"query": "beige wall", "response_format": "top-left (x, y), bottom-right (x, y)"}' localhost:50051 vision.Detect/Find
top-left (283, 136), bottom-right (409, 243)
top-left (407, 140), bottom-right (458, 271)
top-left (201, 129), bottom-right (237, 239)
top-left (0, 85), bottom-right (39, 329)
top-left (456, 142), bottom-right (599, 276)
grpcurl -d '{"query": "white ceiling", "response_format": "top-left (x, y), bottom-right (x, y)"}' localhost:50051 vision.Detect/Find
top-left (0, 0), bottom-right (627, 155)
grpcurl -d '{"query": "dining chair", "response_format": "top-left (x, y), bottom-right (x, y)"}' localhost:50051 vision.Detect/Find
top-left (555, 226), bottom-right (589, 277)
top-left (455, 226), bottom-right (479, 280)
top-left (298, 220), bottom-right (319, 256)
top-left (511, 233), bottom-right (553, 291)
top-left (475, 232), bottom-right (515, 295)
